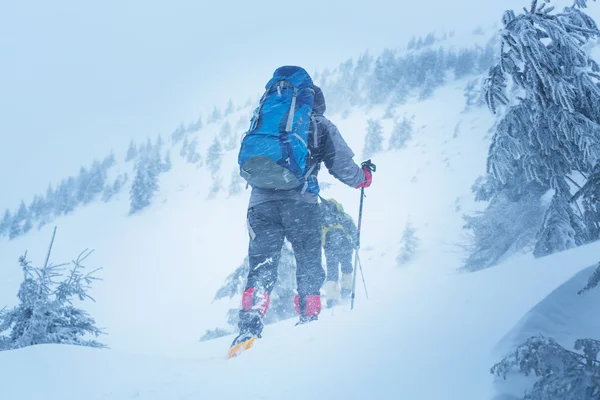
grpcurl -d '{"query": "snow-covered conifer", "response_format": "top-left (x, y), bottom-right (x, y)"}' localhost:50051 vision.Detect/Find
top-left (363, 119), bottom-right (384, 158)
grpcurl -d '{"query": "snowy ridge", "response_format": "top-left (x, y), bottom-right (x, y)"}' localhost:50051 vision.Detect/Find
top-left (2, 20), bottom-right (600, 399)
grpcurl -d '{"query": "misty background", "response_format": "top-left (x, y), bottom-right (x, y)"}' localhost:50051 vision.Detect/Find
top-left (1, 0), bottom-right (531, 207)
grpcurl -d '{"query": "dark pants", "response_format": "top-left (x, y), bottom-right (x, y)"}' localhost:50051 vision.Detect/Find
top-left (324, 230), bottom-right (354, 282)
top-left (246, 200), bottom-right (325, 298)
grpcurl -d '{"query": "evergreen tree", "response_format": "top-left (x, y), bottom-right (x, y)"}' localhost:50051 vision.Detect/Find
top-left (224, 99), bottom-right (234, 116)
top-left (125, 140), bottom-right (138, 162)
top-left (129, 154), bottom-right (159, 215)
top-left (208, 176), bottom-right (223, 199)
top-left (492, 336), bottom-right (600, 399)
top-left (453, 49), bottom-right (477, 79)
top-left (0, 209), bottom-right (12, 238)
top-left (397, 221), bottom-right (420, 265)
top-left (180, 136), bottom-right (189, 158)
top-left (228, 168), bottom-right (244, 196)
top-left (171, 123), bottom-right (186, 143)
top-left (188, 114), bottom-right (203, 132)
top-left (186, 137), bottom-right (202, 164)
top-left (367, 49), bottom-right (397, 104)
top-left (221, 121), bottom-right (237, 151)
top-left (55, 178), bottom-right (77, 215)
top-left (9, 201), bottom-right (28, 240)
top-left (206, 138), bottom-right (223, 176)
top-left (208, 106), bottom-right (222, 123)
top-left (389, 116), bottom-right (414, 150)
top-left (534, 194), bottom-right (584, 257)
top-left (464, 78), bottom-right (485, 110)
top-left (78, 160), bottom-right (107, 205)
top-left (102, 152), bottom-right (116, 169)
top-left (464, 180), bottom-right (546, 270)
top-left (481, 0), bottom-right (600, 257)
top-left (363, 119), bottom-right (384, 158)
top-left (162, 151), bottom-right (172, 172)
top-left (0, 231), bottom-right (105, 350)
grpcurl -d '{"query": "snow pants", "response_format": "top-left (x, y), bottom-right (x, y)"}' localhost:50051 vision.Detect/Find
top-left (324, 244), bottom-right (353, 282)
top-left (244, 200), bottom-right (325, 316)
top-left (323, 228), bottom-right (354, 282)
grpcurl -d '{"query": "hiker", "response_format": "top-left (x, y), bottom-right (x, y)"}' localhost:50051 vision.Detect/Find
top-left (232, 66), bottom-right (373, 348)
top-left (320, 198), bottom-right (358, 307)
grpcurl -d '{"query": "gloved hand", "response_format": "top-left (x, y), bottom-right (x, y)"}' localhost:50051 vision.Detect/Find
top-left (356, 167), bottom-right (372, 188)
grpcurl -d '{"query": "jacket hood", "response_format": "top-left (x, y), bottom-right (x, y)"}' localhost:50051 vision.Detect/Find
top-left (313, 85), bottom-right (326, 115)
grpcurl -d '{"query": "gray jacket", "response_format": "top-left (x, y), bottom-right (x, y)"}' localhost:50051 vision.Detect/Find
top-left (249, 88), bottom-right (365, 208)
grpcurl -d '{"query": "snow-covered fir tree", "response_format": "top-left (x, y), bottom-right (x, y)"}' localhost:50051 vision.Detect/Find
top-left (185, 137), bottom-right (202, 164)
top-left (206, 138), bottom-right (223, 176)
top-left (9, 201), bottom-right (28, 240)
top-left (170, 123), bottom-right (186, 144)
top-left (363, 119), bottom-right (384, 158)
top-left (533, 194), bottom-right (584, 257)
top-left (180, 136), bottom-right (189, 158)
top-left (208, 106), bottom-right (222, 124)
top-left (389, 115), bottom-right (414, 150)
top-left (228, 168), bottom-right (244, 196)
top-left (162, 151), bottom-right (172, 172)
top-left (464, 178), bottom-right (547, 270)
top-left (0, 209), bottom-right (11, 238)
top-left (208, 176), bottom-right (223, 199)
top-left (129, 151), bottom-right (160, 215)
top-left (464, 78), bottom-right (485, 110)
top-left (221, 121), bottom-right (237, 151)
top-left (397, 220), bottom-right (420, 265)
top-left (492, 336), bottom-right (600, 399)
top-left (190, 114), bottom-right (203, 132)
top-left (224, 99), bottom-right (234, 116)
top-left (453, 49), bottom-right (477, 79)
top-left (125, 140), bottom-right (138, 162)
top-left (579, 262), bottom-right (600, 295)
top-left (0, 229), bottom-right (105, 350)
top-left (480, 0), bottom-right (600, 259)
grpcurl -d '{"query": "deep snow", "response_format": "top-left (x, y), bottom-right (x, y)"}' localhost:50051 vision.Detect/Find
top-left (2, 24), bottom-right (600, 400)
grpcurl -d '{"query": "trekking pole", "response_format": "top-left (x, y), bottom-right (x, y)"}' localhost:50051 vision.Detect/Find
top-left (351, 160), bottom-right (376, 311)
top-left (355, 252), bottom-right (369, 299)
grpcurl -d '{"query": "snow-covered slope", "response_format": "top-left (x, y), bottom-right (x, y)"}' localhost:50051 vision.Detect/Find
top-left (2, 28), bottom-right (600, 400)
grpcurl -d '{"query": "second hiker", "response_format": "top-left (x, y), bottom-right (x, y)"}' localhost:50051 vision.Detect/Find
top-left (321, 198), bottom-right (358, 307)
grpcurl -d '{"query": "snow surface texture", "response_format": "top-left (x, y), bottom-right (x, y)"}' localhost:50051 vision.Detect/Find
top-left (2, 25), bottom-right (600, 400)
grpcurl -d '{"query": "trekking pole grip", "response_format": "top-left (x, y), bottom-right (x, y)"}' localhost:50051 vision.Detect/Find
top-left (361, 159), bottom-right (376, 173)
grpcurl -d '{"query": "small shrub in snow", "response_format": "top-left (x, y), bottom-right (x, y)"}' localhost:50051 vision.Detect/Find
top-left (492, 336), bottom-right (600, 399)
top-left (397, 221), bottom-right (419, 265)
top-left (0, 229), bottom-right (105, 351)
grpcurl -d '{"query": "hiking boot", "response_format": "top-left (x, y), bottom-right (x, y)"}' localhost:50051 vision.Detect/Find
top-left (341, 273), bottom-right (353, 299)
top-left (324, 280), bottom-right (340, 308)
top-left (237, 309), bottom-right (264, 338)
top-left (295, 315), bottom-right (318, 326)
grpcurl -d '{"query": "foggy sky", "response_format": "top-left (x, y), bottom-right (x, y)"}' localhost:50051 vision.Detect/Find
top-left (0, 0), bottom-right (572, 207)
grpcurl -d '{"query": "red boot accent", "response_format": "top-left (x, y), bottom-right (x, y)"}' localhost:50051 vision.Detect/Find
top-left (294, 295), bottom-right (300, 315)
top-left (294, 295), bottom-right (322, 317)
top-left (242, 288), bottom-right (270, 317)
top-left (304, 295), bottom-right (321, 317)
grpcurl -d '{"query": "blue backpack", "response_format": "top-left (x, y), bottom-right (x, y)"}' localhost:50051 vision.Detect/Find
top-left (238, 66), bottom-right (318, 193)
